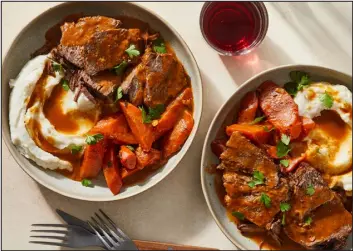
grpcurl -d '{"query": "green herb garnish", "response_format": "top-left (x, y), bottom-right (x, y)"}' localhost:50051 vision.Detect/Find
top-left (260, 193), bottom-right (271, 208)
top-left (70, 145), bottom-right (82, 155)
top-left (263, 126), bottom-right (275, 132)
top-left (280, 159), bottom-right (290, 167)
top-left (52, 61), bottom-right (63, 73)
top-left (61, 79), bottom-right (70, 91)
top-left (113, 61), bottom-right (128, 76)
top-left (125, 44), bottom-right (140, 58)
top-left (152, 38), bottom-right (167, 54)
top-left (306, 184), bottom-right (315, 196)
top-left (280, 202), bottom-right (291, 212)
top-left (248, 170), bottom-right (265, 188)
top-left (319, 92), bottom-right (334, 108)
top-left (85, 134), bottom-right (104, 145)
top-left (276, 134), bottom-right (291, 158)
top-left (282, 214), bottom-right (286, 225)
top-left (281, 134), bottom-right (290, 145)
top-left (250, 116), bottom-right (266, 125)
top-left (115, 86), bottom-right (123, 102)
top-left (284, 71), bottom-right (311, 96)
top-left (232, 211), bottom-right (245, 221)
top-left (81, 179), bottom-right (93, 188)
top-left (304, 216), bottom-right (313, 226)
top-left (139, 104), bottom-right (165, 124)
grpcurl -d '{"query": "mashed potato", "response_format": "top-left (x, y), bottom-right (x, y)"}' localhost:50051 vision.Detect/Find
top-left (294, 82), bottom-right (352, 194)
top-left (9, 54), bottom-right (100, 171)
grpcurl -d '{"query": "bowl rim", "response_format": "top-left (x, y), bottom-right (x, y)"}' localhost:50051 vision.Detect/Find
top-left (2, 2), bottom-right (203, 201)
top-left (200, 64), bottom-right (352, 250)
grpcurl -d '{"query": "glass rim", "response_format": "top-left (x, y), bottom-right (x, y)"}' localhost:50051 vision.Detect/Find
top-left (199, 2), bottom-right (269, 56)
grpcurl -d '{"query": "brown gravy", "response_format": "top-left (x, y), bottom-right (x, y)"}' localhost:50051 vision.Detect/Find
top-left (314, 110), bottom-right (350, 141)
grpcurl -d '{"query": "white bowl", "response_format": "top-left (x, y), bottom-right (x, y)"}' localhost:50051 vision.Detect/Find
top-left (2, 2), bottom-right (202, 201)
top-left (201, 65), bottom-right (352, 250)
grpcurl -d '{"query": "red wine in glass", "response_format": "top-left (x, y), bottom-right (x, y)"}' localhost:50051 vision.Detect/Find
top-left (200, 2), bottom-right (268, 56)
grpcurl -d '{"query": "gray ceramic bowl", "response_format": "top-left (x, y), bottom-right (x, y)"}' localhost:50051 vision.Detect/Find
top-left (201, 65), bottom-right (352, 250)
top-left (2, 2), bottom-right (202, 201)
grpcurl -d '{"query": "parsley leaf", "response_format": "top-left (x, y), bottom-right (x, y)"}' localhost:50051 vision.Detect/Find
top-left (115, 86), bottom-right (123, 102)
top-left (70, 145), bottom-right (82, 155)
top-left (280, 202), bottom-right (291, 212)
top-left (306, 184), bottom-right (315, 196)
top-left (319, 92), bottom-right (334, 108)
top-left (140, 104), bottom-right (165, 124)
top-left (281, 134), bottom-right (290, 145)
top-left (125, 44), bottom-right (140, 58)
top-left (282, 214), bottom-right (286, 225)
top-left (81, 179), bottom-right (93, 188)
top-left (113, 61), bottom-right (128, 76)
top-left (126, 145), bottom-right (135, 151)
top-left (304, 216), bottom-right (313, 226)
top-left (285, 71), bottom-right (311, 96)
top-left (52, 61), bottom-right (63, 73)
top-left (248, 170), bottom-right (265, 188)
top-left (280, 159), bottom-right (290, 167)
top-left (232, 211), bottom-right (245, 221)
top-left (260, 193), bottom-right (271, 208)
top-left (152, 38), bottom-right (167, 54)
top-left (250, 116), bottom-right (266, 125)
top-left (61, 79), bottom-right (70, 91)
top-left (85, 134), bottom-right (104, 145)
top-left (276, 141), bottom-right (291, 158)
top-left (263, 126), bottom-right (275, 132)
top-left (140, 106), bottom-right (152, 123)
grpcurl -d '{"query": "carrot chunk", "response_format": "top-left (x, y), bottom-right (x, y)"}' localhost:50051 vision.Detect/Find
top-left (90, 114), bottom-right (138, 144)
top-left (102, 145), bottom-right (123, 195)
top-left (258, 81), bottom-right (302, 139)
top-left (79, 140), bottom-right (106, 179)
top-left (119, 102), bottom-right (154, 151)
top-left (226, 124), bottom-right (270, 144)
top-left (135, 147), bottom-right (162, 169)
top-left (162, 110), bottom-right (194, 159)
top-left (237, 91), bottom-right (259, 123)
top-left (119, 145), bottom-right (137, 170)
top-left (155, 88), bottom-right (193, 139)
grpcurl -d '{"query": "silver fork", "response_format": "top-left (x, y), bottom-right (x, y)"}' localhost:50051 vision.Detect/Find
top-left (30, 224), bottom-right (106, 249)
top-left (87, 209), bottom-right (138, 250)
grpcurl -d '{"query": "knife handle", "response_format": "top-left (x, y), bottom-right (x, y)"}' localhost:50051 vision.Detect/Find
top-left (133, 240), bottom-right (218, 250)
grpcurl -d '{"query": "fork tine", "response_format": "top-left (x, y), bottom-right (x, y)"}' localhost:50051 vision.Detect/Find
top-left (30, 235), bottom-right (67, 241)
top-left (29, 241), bottom-right (69, 248)
top-left (31, 230), bottom-right (67, 234)
top-left (99, 209), bottom-right (129, 239)
top-left (31, 224), bottom-right (67, 228)
top-left (87, 220), bottom-right (112, 250)
top-left (92, 217), bottom-right (118, 247)
top-left (95, 212), bottom-right (124, 242)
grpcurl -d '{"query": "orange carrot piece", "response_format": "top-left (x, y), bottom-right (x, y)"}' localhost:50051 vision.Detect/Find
top-left (282, 154), bottom-right (306, 173)
top-left (226, 124), bottom-right (270, 144)
top-left (258, 81), bottom-right (302, 139)
top-left (121, 167), bottom-right (138, 179)
top-left (119, 102), bottom-right (154, 151)
top-left (102, 145), bottom-right (123, 195)
top-left (90, 114), bottom-right (138, 144)
top-left (135, 147), bottom-right (162, 169)
top-left (237, 91), bottom-right (259, 123)
top-left (162, 110), bottom-right (194, 159)
top-left (155, 88), bottom-right (193, 139)
top-left (119, 146), bottom-right (137, 170)
top-left (79, 140), bottom-right (106, 179)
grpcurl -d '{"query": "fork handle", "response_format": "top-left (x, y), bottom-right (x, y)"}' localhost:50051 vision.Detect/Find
top-left (133, 240), bottom-right (218, 250)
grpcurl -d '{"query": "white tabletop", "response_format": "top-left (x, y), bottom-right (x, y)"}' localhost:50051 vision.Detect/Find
top-left (2, 2), bottom-right (352, 250)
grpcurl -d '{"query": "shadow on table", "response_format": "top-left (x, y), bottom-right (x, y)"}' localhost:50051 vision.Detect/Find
top-left (220, 37), bottom-right (294, 86)
top-left (37, 70), bottom-right (224, 249)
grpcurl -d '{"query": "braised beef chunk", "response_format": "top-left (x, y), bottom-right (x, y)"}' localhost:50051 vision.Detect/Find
top-left (220, 132), bottom-right (290, 227)
top-left (120, 48), bottom-right (189, 107)
top-left (58, 16), bottom-right (142, 75)
top-left (284, 163), bottom-right (352, 250)
top-left (70, 70), bottom-right (121, 99)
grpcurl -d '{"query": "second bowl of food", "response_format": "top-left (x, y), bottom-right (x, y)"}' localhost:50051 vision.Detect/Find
top-left (2, 2), bottom-right (202, 201)
top-left (201, 65), bottom-right (352, 250)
